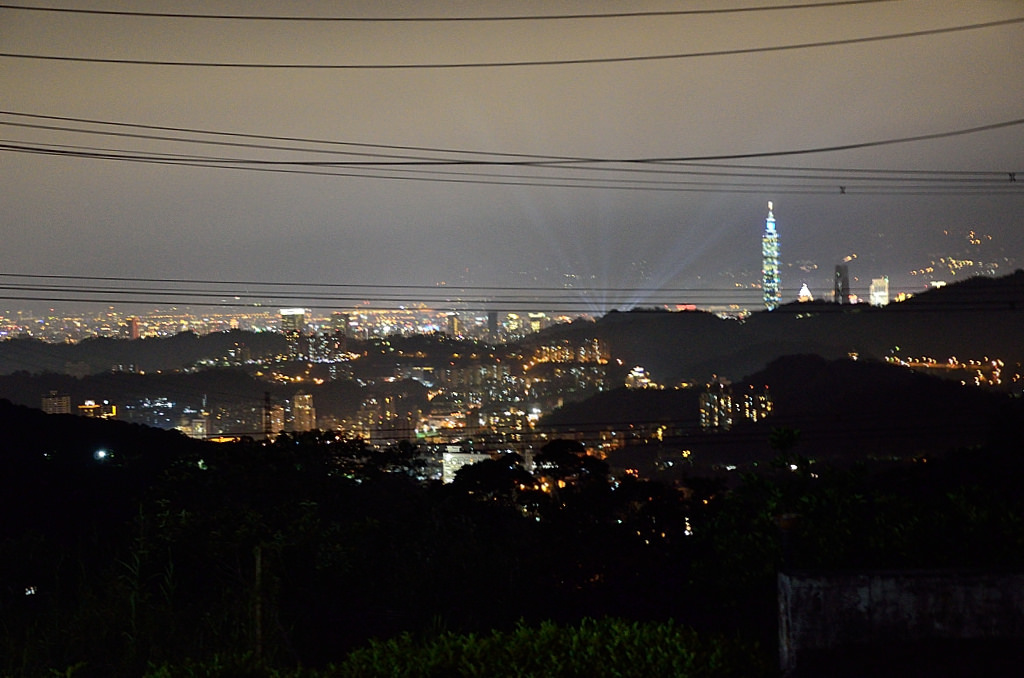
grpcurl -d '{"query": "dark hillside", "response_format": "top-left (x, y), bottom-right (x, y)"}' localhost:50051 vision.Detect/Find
top-left (529, 271), bottom-right (1024, 383)
top-left (0, 329), bottom-right (285, 375)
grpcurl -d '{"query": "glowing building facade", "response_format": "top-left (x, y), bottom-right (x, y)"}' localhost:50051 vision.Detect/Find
top-left (41, 390), bottom-right (71, 414)
top-left (869, 276), bottom-right (890, 307)
top-left (699, 377), bottom-right (733, 431)
top-left (291, 391), bottom-right (317, 432)
top-left (762, 201), bottom-right (781, 310)
top-left (280, 308), bottom-right (306, 359)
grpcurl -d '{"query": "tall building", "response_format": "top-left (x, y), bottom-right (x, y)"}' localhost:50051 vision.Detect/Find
top-left (699, 377), bottom-right (733, 431)
top-left (487, 311), bottom-right (499, 342)
top-left (762, 201), bottom-right (781, 310)
top-left (739, 385), bottom-right (773, 422)
top-left (447, 313), bottom-right (461, 338)
top-left (268, 405), bottom-right (286, 437)
top-left (528, 312), bottom-right (547, 333)
top-left (280, 308), bottom-right (306, 359)
top-left (834, 265), bottom-right (851, 304)
top-left (869, 276), bottom-right (890, 307)
top-left (291, 391), bottom-right (316, 432)
top-left (41, 390), bottom-right (71, 414)
top-left (331, 311), bottom-right (350, 337)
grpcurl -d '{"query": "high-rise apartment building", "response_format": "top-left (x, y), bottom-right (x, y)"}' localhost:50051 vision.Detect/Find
top-left (869, 276), bottom-right (890, 307)
top-left (41, 390), bottom-right (71, 414)
top-left (291, 391), bottom-right (316, 432)
top-left (487, 311), bottom-right (499, 342)
top-left (762, 201), bottom-right (781, 311)
top-left (280, 308), bottom-right (306, 359)
top-left (268, 405), bottom-right (285, 437)
top-left (331, 312), bottom-right (350, 337)
top-left (739, 385), bottom-right (773, 422)
top-left (447, 313), bottom-right (461, 338)
top-left (699, 377), bottom-right (733, 431)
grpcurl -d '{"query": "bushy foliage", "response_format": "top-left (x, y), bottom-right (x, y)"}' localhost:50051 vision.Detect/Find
top-left (331, 619), bottom-right (771, 678)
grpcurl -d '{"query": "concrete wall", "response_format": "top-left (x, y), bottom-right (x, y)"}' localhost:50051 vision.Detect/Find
top-left (778, 570), bottom-right (1024, 675)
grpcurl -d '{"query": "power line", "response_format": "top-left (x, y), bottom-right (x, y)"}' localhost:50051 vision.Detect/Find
top-left (16, 139), bottom-right (1014, 189)
top-left (4, 142), bottom-right (1020, 195)
top-left (5, 110), bottom-right (1022, 171)
top-left (0, 145), bottom-right (868, 194)
top-left (2, 17), bottom-right (1021, 68)
top-left (0, 1), bottom-right (898, 22)
top-left (4, 111), bottom-right (1019, 170)
top-left (6, 140), bottom-right (1020, 194)
top-left (0, 282), bottom-right (771, 305)
top-left (0, 110), bottom-right (577, 161)
top-left (0, 277), bottom-right (1020, 314)
top-left (6, 271), bottom-right (732, 293)
top-left (0, 273), bottom-right (1017, 299)
top-left (635, 118), bottom-right (1024, 163)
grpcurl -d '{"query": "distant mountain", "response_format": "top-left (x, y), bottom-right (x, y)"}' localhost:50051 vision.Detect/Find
top-left (532, 270), bottom-right (1024, 384)
top-left (573, 354), bottom-right (1020, 478)
top-left (0, 329), bottom-right (285, 376)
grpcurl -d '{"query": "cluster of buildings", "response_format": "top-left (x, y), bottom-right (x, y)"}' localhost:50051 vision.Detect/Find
top-left (761, 201), bottom-right (891, 309)
top-left (0, 304), bottom-right (582, 346)
top-left (698, 378), bottom-right (773, 431)
top-left (41, 391), bottom-right (117, 419)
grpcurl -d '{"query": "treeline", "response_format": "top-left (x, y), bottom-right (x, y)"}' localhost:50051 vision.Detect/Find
top-left (0, 329), bottom-right (285, 375)
top-left (2, 399), bottom-right (1023, 676)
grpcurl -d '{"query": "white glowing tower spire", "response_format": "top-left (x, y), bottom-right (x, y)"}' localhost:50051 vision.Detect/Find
top-left (762, 201), bottom-right (781, 310)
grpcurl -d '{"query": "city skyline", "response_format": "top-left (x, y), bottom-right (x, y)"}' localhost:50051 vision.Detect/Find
top-left (3, 1), bottom-right (1023, 311)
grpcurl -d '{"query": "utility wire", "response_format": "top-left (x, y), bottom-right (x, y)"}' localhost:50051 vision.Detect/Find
top-left (14, 140), bottom-right (1014, 188)
top-left (0, 1), bottom-right (897, 22)
top-left (0, 271), bottom-right (766, 293)
top-left (5, 110), bottom-right (1022, 172)
top-left (4, 143), bottom-right (1019, 195)
top-left (0, 283), bottom-right (775, 306)
top-left (4, 138), bottom-right (1022, 193)
top-left (1, 17), bottom-right (1021, 68)
top-left (4, 112), bottom-right (1023, 169)
top-left (0, 110), bottom-right (579, 161)
top-left (1, 281), bottom-right (1020, 314)
top-left (3, 274), bottom-right (1019, 300)
top-left (0, 146), bottom-right (874, 193)
top-left (6, 140), bottom-right (1019, 195)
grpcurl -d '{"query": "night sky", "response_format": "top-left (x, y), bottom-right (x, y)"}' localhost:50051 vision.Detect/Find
top-left (3, 1), bottom-right (1023, 312)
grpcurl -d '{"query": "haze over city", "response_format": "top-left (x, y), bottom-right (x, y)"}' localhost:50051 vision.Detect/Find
top-left (3, 0), bottom-right (1023, 315)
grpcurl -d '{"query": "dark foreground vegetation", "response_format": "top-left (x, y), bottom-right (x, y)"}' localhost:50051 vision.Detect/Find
top-left (1, 398), bottom-right (1023, 677)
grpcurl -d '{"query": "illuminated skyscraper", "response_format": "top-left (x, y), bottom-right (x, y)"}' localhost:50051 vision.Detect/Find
top-left (447, 313), bottom-right (461, 338)
top-left (41, 390), bottom-right (71, 414)
top-left (762, 201), bottom-right (780, 310)
top-left (291, 392), bottom-right (316, 432)
top-left (331, 311), bottom-right (350, 337)
top-left (280, 308), bottom-right (306, 359)
top-left (869, 276), bottom-right (890, 307)
top-left (699, 377), bottom-right (733, 431)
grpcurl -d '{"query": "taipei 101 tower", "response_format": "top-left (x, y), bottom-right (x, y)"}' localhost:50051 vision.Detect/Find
top-left (762, 201), bottom-right (781, 310)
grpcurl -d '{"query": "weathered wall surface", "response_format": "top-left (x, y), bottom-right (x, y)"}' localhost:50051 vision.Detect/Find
top-left (778, 570), bottom-right (1024, 674)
